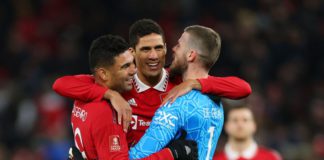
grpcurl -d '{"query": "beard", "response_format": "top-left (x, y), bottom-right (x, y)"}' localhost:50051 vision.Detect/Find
top-left (169, 60), bottom-right (188, 80)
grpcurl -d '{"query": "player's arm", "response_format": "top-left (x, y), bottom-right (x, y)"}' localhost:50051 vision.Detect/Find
top-left (52, 74), bottom-right (106, 102)
top-left (163, 76), bottom-right (252, 104)
top-left (198, 76), bottom-right (252, 99)
top-left (53, 74), bottom-right (131, 132)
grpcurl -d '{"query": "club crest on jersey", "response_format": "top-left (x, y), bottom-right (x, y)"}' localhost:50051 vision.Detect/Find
top-left (109, 135), bottom-right (121, 152)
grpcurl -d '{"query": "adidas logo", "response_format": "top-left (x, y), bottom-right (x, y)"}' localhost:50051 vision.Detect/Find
top-left (128, 98), bottom-right (137, 106)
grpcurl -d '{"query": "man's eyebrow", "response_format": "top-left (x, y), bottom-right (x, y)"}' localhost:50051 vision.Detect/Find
top-left (120, 62), bottom-right (131, 68)
top-left (139, 46), bottom-right (152, 51)
top-left (154, 45), bottom-right (164, 49)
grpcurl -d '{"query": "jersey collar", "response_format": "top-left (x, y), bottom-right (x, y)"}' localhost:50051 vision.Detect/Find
top-left (225, 141), bottom-right (258, 159)
top-left (133, 68), bottom-right (169, 93)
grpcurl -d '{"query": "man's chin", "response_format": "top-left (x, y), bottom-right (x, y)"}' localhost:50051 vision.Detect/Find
top-left (233, 136), bottom-right (249, 142)
top-left (121, 87), bottom-right (132, 93)
top-left (145, 69), bottom-right (162, 78)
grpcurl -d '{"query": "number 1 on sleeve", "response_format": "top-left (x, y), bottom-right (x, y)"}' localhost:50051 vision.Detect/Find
top-left (206, 126), bottom-right (215, 160)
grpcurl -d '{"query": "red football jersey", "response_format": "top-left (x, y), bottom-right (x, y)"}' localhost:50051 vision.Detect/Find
top-left (53, 69), bottom-right (252, 147)
top-left (213, 143), bottom-right (282, 160)
top-left (123, 69), bottom-right (177, 146)
top-left (71, 100), bottom-right (173, 160)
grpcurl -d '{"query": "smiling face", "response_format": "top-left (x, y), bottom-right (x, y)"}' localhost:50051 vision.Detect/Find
top-left (106, 50), bottom-right (136, 93)
top-left (133, 33), bottom-right (166, 84)
top-left (169, 32), bottom-right (190, 76)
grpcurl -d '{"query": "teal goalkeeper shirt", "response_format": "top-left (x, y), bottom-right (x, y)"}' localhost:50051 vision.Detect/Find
top-left (129, 90), bottom-right (224, 160)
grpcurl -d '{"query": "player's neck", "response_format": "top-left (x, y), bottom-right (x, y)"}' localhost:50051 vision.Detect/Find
top-left (95, 76), bottom-right (109, 88)
top-left (136, 71), bottom-right (162, 87)
top-left (228, 137), bottom-right (255, 153)
top-left (183, 64), bottom-right (208, 81)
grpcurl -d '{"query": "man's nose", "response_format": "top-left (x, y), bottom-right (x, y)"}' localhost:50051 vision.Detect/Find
top-left (129, 65), bottom-right (137, 75)
top-left (148, 49), bottom-right (158, 59)
top-left (172, 46), bottom-right (176, 51)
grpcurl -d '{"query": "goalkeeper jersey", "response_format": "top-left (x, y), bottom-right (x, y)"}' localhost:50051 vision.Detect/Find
top-left (129, 90), bottom-right (224, 160)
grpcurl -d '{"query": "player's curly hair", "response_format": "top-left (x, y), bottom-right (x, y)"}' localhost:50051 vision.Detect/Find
top-left (89, 34), bottom-right (129, 73)
top-left (129, 19), bottom-right (165, 49)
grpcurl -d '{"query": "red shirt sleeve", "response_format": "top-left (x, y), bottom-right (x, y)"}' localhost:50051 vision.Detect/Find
top-left (198, 76), bottom-right (252, 99)
top-left (52, 74), bottom-right (107, 102)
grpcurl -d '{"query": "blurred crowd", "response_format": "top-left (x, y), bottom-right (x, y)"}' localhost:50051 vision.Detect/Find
top-left (0, 0), bottom-right (323, 159)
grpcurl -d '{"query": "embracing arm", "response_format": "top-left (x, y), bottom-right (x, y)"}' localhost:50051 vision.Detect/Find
top-left (53, 74), bottom-right (132, 132)
top-left (52, 74), bottom-right (106, 102)
top-left (198, 76), bottom-right (252, 99)
top-left (167, 67), bottom-right (251, 99)
top-left (163, 76), bottom-right (252, 104)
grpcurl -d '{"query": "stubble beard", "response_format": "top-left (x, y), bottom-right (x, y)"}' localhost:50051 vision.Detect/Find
top-left (169, 61), bottom-right (188, 80)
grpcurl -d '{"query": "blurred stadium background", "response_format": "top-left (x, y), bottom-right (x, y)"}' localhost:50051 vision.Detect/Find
top-left (0, 0), bottom-right (323, 159)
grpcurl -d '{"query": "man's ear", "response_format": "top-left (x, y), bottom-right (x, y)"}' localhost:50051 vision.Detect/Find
top-left (129, 47), bottom-right (135, 56)
top-left (187, 50), bottom-right (198, 62)
top-left (96, 67), bottom-right (110, 81)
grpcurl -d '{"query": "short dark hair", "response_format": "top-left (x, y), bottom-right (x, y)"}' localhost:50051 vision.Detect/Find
top-left (89, 34), bottom-right (129, 72)
top-left (129, 19), bottom-right (165, 48)
top-left (225, 104), bottom-right (254, 122)
top-left (184, 25), bottom-right (221, 71)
